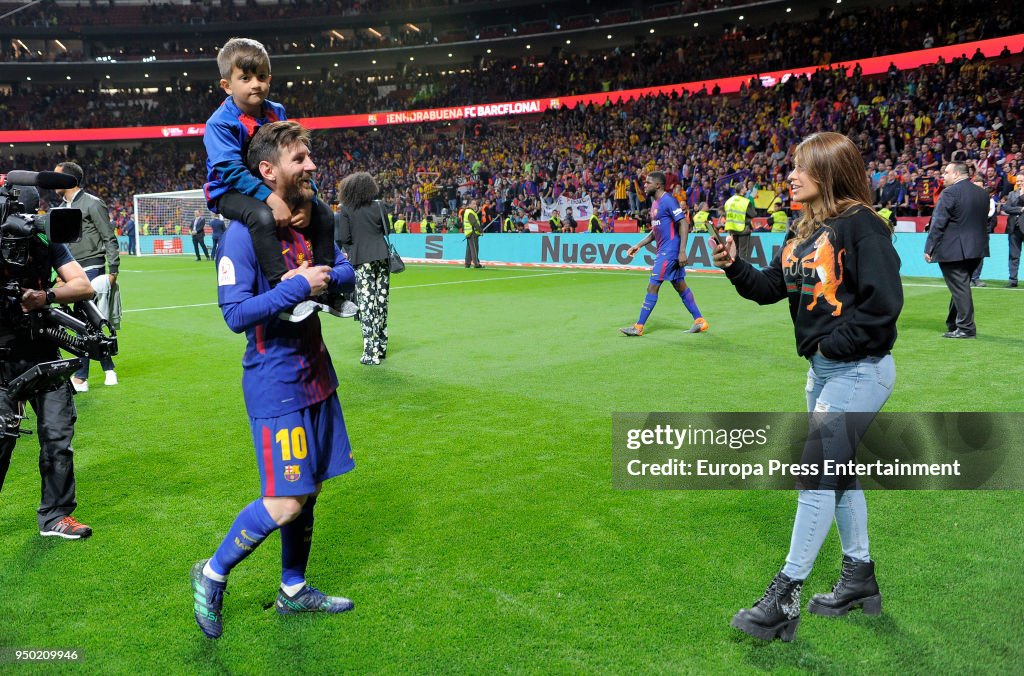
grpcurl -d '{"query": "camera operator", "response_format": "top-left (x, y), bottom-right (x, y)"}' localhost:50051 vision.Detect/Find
top-left (0, 182), bottom-right (97, 539)
top-left (53, 162), bottom-right (120, 391)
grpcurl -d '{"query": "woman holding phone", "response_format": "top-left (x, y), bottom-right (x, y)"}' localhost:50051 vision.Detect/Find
top-left (710, 132), bottom-right (903, 642)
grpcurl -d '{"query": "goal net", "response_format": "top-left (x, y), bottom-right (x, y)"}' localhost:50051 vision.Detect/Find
top-left (132, 188), bottom-right (213, 256)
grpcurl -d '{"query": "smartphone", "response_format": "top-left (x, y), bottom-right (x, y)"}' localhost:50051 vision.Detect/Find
top-left (706, 224), bottom-right (728, 249)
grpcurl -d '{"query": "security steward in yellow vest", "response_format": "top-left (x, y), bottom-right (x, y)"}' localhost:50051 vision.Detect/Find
top-left (503, 215), bottom-right (516, 233)
top-left (768, 199), bottom-right (789, 233)
top-left (877, 206), bottom-right (895, 230)
top-left (549, 211), bottom-right (563, 233)
top-left (692, 205), bottom-right (711, 232)
top-left (588, 213), bottom-right (603, 233)
top-left (723, 191), bottom-right (756, 262)
top-left (463, 199), bottom-right (483, 268)
top-left (393, 217), bottom-right (406, 234)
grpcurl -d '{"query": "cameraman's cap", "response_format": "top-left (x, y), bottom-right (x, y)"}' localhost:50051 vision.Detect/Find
top-left (16, 185), bottom-right (40, 213)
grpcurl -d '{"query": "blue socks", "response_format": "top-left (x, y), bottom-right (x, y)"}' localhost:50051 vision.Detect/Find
top-left (637, 292), bottom-right (659, 326)
top-left (280, 496), bottom-right (316, 587)
top-left (209, 498), bottom-right (280, 577)
top-left (679, 288), bottom-right (702, 320)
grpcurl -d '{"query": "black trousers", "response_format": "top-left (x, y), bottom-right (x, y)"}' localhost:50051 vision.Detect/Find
top-left (217, 192), bottom-right (335, 284)
top-left (192, 233), bottom-right (210, 259)
top-left (732, 231), bottom-right (753, 262)
top-left (1009, 226), bottom-right (1023, 283)
top-left (465, 236), bottom-right (481, 267)
top-left (0, 356), bottom-right (79, 530)
top-left (939, 259), bottom-right (979, 334)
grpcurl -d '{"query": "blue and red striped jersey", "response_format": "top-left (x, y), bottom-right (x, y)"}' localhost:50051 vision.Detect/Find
top-left (216, 220), bottom-right (355, 418)
top-left (651, 192), bottom-right (686, 256)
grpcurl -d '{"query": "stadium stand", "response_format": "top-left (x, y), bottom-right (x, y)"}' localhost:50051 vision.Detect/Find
top-left (3, 0), bottom-right (1023, 233)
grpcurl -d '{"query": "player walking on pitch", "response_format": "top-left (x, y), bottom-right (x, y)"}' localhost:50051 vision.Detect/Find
top-left (191, 121), bottom-right (357, 639)
top-left (620, 172), bottom-right (708, 336)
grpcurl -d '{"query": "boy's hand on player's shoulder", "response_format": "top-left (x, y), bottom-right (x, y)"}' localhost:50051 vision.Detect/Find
top-left (291, 202), bottom-right (313, 229)
top-left (266, 193), bottom-right (292, 228)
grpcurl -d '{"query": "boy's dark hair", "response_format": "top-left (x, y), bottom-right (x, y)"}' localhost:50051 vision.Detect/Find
top-left (339, 172), bottom-right (380, 209)
top-left (56, 161), bottom-right (84, 186)
top-left (217, 37), bottom-right (271, 81)
top-left (246, 121), bottom-right (310, 173)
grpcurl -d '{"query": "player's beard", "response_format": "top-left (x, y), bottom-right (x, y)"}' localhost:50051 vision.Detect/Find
top-left (283, 173), bottom-right (315, 211)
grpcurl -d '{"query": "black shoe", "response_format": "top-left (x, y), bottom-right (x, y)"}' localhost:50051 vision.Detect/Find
top-left (807, 556), bottom-right (882, 617)
top-left (731, 571), bottom-right (803, 642)
top-left (191, 559), bottom-right (227, 639)
top-left (942, 329), bottom-right (976, 339)
top-left (275, 584), bottom-right (353, 614)
top-left (1008, 281), bottom-right (1019, 288)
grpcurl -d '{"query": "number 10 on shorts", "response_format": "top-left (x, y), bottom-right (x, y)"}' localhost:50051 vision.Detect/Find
top-left (276, 427), bottom-right (308, 461)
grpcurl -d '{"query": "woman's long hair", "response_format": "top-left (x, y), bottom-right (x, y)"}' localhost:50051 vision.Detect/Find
top-left (792, 132), bottom-right (891, 242)
top-left (339, 172), bottom-right (380, 210)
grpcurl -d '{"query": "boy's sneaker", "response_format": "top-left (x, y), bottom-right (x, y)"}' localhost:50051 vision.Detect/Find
top-left (275, 584), bottom-right (354, 615)
top-left (40, 515), bottom-right (92, 539)
top-left (70, 378), bottom-right (88, 393)
top-left (191, 560), bottom-right (227, 639)
top-left (104, 370), bottom-right (118, 386)
top-left (686, 318), bottom-right (709, 333)
top-left (318, 293), bottom-right (358, 318)
top-left (279, 300), bottom-right (322, 323)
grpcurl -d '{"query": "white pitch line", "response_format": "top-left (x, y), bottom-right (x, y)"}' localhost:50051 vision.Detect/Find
top-left (122, 270), bottom-right (582, 313)
top-left (392, 270), bottom-right (580, 289)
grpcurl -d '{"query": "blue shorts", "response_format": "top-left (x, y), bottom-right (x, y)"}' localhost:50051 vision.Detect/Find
top-left (250, 393), bottom-right (354, 497)
top-left (649, 254), bottom-right (686, 284)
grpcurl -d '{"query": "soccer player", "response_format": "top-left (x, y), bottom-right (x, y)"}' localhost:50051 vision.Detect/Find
top-left (620, 172), bottom-right (708, 336)
top-left (191, 121), bottom-right (357, 639)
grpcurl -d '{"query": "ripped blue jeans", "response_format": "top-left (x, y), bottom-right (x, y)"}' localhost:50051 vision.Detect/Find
top-left (781, 353), bottom-right (895, 581)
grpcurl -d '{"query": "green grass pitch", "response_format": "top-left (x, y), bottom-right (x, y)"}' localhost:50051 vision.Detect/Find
top-left (0, 257), bottom-right (1020, 673)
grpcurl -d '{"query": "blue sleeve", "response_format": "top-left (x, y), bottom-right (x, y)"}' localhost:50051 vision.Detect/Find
top-left (204, 114), bottom-right (272, 201)
top-left (217, 229), bottom-right (310, 333)
top-left (328, 243), bottom-right (356, 292)
top-left (215, 160), bottom-right (273, 201)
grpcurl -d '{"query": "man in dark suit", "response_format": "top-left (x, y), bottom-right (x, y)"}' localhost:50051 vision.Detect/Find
top-left (1000, 172), bottom-right (1024, 288)
top-left (924, 162), bottom-right (990, 338)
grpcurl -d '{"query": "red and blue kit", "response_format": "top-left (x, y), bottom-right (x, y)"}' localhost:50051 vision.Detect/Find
top-left (649, 192), bottom-right (688, 283)
top-left (217, 222), bottom-right (356, 496)
top-left (203, 96), bottom-right (287, 209)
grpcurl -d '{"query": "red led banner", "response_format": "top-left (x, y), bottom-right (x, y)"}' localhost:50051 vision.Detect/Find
top-left (3, 33), bottom-right (1022, 144)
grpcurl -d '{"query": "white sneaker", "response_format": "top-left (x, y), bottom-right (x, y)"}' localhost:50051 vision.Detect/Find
top-left (278, 300), bottom-right (322, 323)
top-left (104, 370), bottom-right (118, 386)
top-left (71, 378), bottom-right (88, 393)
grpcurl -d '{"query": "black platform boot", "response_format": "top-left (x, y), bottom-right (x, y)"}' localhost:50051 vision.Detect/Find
top-left (807, 555), bottom-right (882, 616)
top-left (731, 571), bottom-right (803, 642)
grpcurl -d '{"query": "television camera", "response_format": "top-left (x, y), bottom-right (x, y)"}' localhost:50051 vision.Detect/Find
top-left (0, 170), bottom-right (118, 438)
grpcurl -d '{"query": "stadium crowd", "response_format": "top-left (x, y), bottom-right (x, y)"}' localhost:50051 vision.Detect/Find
top-left (10, 46), bottom-right (1024, 237)
top-left (3, 0), bottom-right (1019, 125)
top-left (2, 0), bottom-right (738, 29)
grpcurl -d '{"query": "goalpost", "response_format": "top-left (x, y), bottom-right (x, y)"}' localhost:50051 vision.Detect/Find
top-left (132, 188), bottom-right (214, 256)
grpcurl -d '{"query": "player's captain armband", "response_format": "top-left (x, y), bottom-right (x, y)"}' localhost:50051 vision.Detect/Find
top-left (218, 257), bottom-right (236, 286)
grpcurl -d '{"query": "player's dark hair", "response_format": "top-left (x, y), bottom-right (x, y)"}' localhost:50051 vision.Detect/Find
top-left (56, 161), bottom-right (84, 186)
top-left (339, 172), bottom-right (380, 209)
top-left (648, 171), bottom-right (666, 189)
top-left (246, 121), bottom-right (310, 173)
top-left (217, 37), bottom-right (271, 81)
